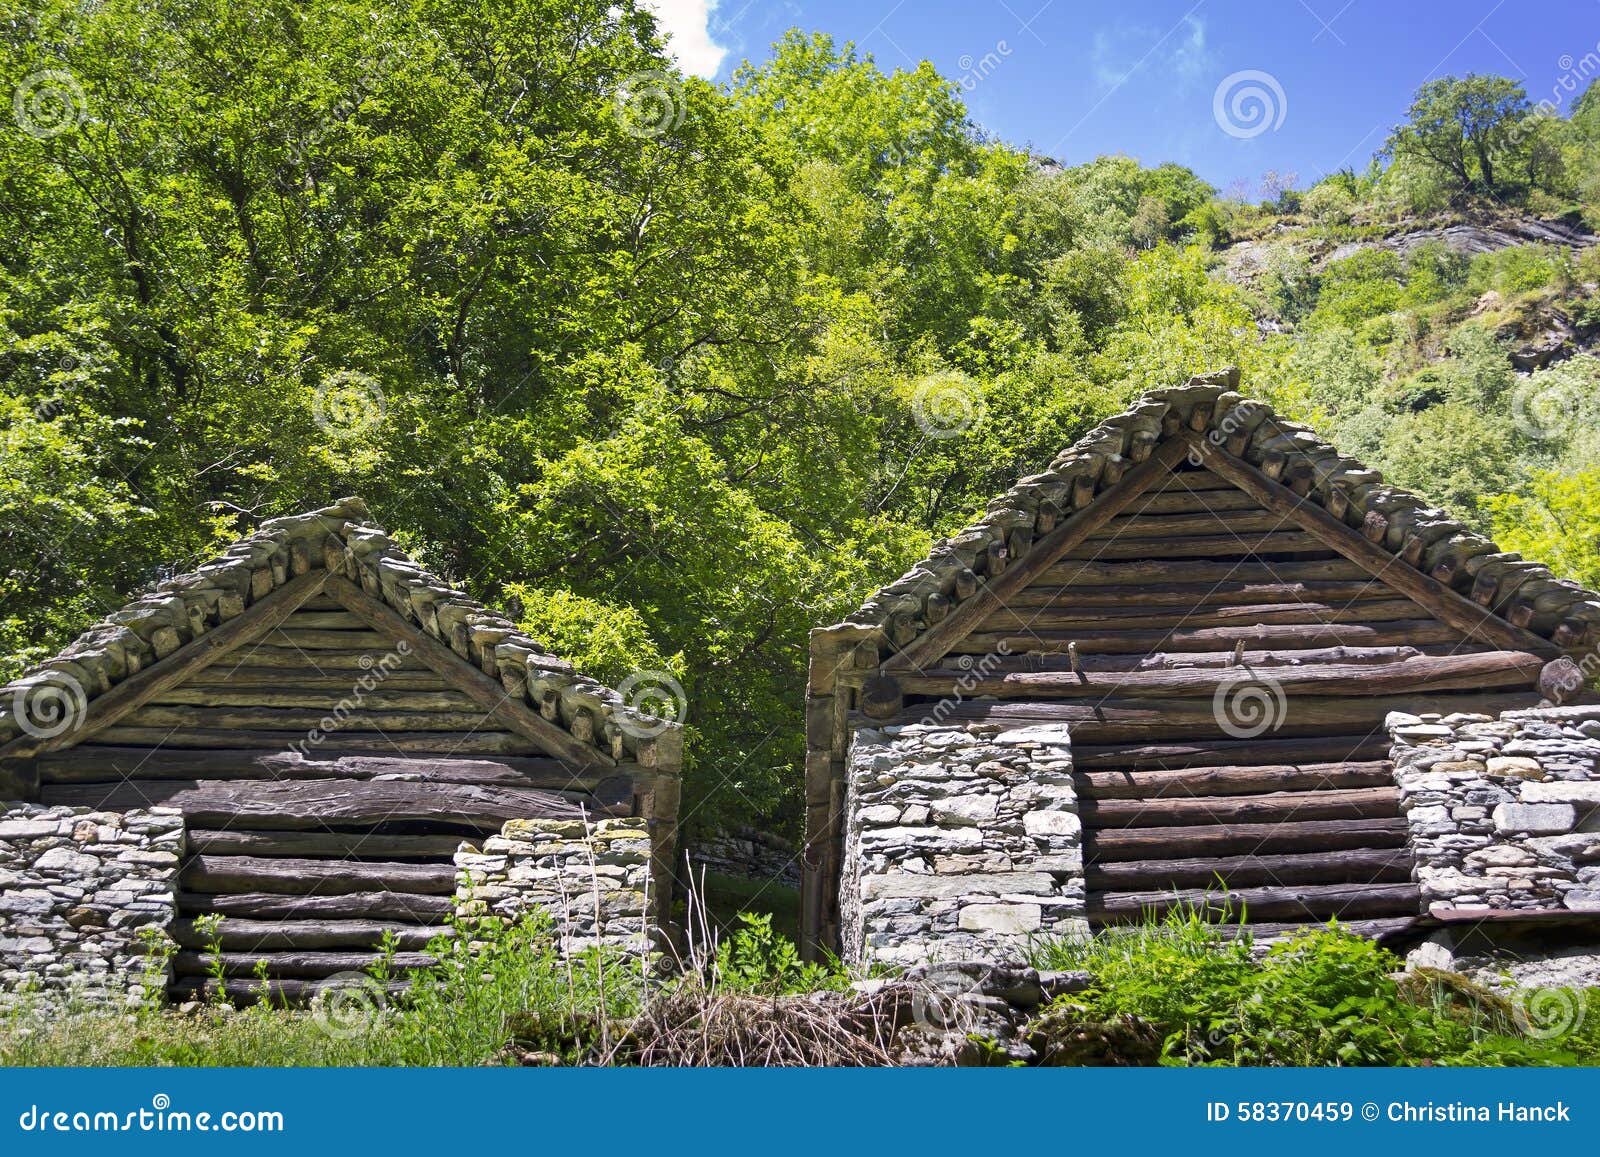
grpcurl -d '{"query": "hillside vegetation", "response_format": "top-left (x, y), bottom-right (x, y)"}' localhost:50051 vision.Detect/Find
top-left (4, 1), bottom-right (1600, 830)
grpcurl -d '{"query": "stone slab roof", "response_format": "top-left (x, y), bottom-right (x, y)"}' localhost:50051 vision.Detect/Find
top-left (839, 368), bottom-right (1600, 655)
top-left (0, 497), bottom-right (676, 764)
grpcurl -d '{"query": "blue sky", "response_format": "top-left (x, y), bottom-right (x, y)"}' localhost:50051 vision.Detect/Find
top-left (646, 0), bottom-right (1600, 193)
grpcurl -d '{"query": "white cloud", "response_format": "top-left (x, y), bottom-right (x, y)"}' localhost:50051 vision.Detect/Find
top-left (640, 0), bottom-right (729, 78)
top-left (1091, 16), bottom-right (1214, 93)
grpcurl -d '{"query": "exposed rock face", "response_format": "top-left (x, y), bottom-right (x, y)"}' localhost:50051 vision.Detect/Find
top-left (454, 817), bottom-right (650, 952)
top-left (839, 721), bottom-right (1086, 966)
top-left (0, 803), bottom-right (182, 1013)
top-left (1389, 705), bottom-right (1600, 913)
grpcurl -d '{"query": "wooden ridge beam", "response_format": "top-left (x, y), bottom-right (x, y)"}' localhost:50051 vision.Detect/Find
top-left (1075, 760), bottom-right (1395, 799)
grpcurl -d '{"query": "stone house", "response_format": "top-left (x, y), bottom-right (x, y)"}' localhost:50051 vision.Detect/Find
top-left (801, 370), bottom-right (1600, 966)
top-left (0, 497), bottom-right (681, 1007)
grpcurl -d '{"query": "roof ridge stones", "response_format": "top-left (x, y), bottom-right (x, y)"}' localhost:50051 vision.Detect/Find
top-left (0, 497), bottom-right (677, 763)
top-left (841, 369), bottom-right (1600, 655)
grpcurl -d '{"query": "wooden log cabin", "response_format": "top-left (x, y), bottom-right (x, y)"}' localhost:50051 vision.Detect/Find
top-left (0, 497), bottom-right (682, 1001)
top-left (802, 370), bottom-right (1600, 960)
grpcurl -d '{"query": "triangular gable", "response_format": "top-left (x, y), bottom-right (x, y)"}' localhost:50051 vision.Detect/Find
top-left (840, 371), bottom-right (1596, 676)
top-left (0, 498), bottom-right (680, 774)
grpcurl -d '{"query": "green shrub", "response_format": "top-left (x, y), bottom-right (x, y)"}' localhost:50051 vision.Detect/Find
top-left (713, 912), bottom-right (849, 995)
top-left (1029, 910), bottom-right (1600, 1067)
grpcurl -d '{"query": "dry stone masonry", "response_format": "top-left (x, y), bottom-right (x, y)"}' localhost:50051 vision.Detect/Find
top-left (1389, 705), bottom-right (1600, 913)
top-left (691, 827), bottom-right (801, 889)
top-left (454, 817), bottom-right (651, 951)
top-left (840, 720), bottom-right (1085, 966)
top-left (0, 803), bottom-right (182, 1012)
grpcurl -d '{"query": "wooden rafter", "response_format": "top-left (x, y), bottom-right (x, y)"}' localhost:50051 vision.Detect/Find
top-left (882, 437), bottom-right (1195, 672)
top-left (1179, 433), bottom-right (1563, 660)
top-left (323, 576), bottom-right (615, 771)
top-left (0, 571), bottom-right (331, 760)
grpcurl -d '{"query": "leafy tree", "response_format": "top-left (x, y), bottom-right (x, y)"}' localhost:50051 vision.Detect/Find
top-left (1384, 75), bottom-right (1537, 201)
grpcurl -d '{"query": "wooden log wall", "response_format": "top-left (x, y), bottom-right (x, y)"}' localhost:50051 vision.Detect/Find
top-left (26, 594), bottom-right (653, 994)
top-left (842, 463), bottom-right (1555, 941)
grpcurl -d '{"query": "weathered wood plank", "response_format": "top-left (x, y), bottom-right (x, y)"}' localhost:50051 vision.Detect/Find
top-left (1063, 530), bottom-right (1335, 560)
top-left (173, 950), bottom-right (437, 979)
top-left (1180, 433), bottom-right (1563, 659)
top-left (186, 829), bottom-right (467, 859)
top-left (1086, 817), bottom-right (1410, 860)
top-left (43, 778), bottom-right (587, 830)
top-left (148, 687), bottom-right (482, 711)
top-left (1151, 470), bottom-right (1238, 492)
top-left (182, 855), bottom-right (458, 896)
top-left (278, 611), bottom-right (370, 630)
top-left (121, 704), bottom-right (516, 732)
top-left (1075, 761), bottom-right (1396, 800)
top-left (1083, 510), bottom-right (1290, 539)
top-left (1072, 734), bottom-right (1394, 771)
top-left (1089, 882), bottom-right (1422, 922)
top-left (1005, 579), bottom-right (1393, 609)
top-left (210, 646), bottom-right (433, 671)
top-left (1117, 488), bottom-right (1267, 515)
top-left (85, 728), bottom-right (539, 754)
top-left (264, 628), bottom-right (395, 650)
top-left (178, 891), bottom-right (454, 920)
top-left (1036, 558), bottom-right (1374, 586)
top-left (179, 669), bottom-right (448, 689)
top-left (1080, 786), bottom-right (1400, 829)
top-left (879, 693), bottom-right (1537, 743)
top-left (170, 918), bottom-right (450, 951)
top-left (980, 598), bottom-right (1433, 632)
top-left (947, 620), bottom-right (1466, 655)
top-left (900, 652), bottom-right (1544, 700)
top-left (0, 572), bottom-right (330, 760)
top-left (37, 746), bottom-right (613, 792)
top-left (1087, 847), bottom-right (1413, 891)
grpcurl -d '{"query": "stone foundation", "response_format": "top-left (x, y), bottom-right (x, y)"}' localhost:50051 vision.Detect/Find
top-left (454, 817), bottom-right (651, 951)
top-left (1389, 705), bottom-right (1600, 913)
top-left (840, 720), bottom-right (1086, 966)
top-left (0, 802), bottom-right (183, 1013)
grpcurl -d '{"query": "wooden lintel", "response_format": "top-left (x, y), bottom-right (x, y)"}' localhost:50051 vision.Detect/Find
top-left (323, 576), bottom-right (615, 771)
top-left (0, 571), bottom-right (331, 760)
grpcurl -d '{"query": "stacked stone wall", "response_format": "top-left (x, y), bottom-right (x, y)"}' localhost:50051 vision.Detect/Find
top-left (0, 803), bottom-right (182, 1012)
top-left (839, 720), bottom-right (1085, 966)
top-left (1390, 705), bottom-right (1600, 913)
